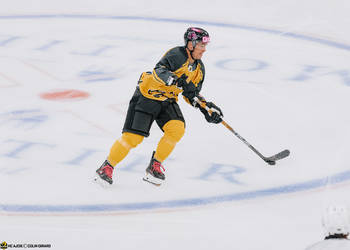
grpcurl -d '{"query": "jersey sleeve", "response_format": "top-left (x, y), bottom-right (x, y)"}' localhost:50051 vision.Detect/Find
top-left (153, 47), bottom-right (186, 85)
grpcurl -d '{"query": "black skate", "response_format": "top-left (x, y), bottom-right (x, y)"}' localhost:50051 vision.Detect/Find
top-left (94, 160), bottom-right (114, 187)
top-left (143, 151), bottom-right (165, 186)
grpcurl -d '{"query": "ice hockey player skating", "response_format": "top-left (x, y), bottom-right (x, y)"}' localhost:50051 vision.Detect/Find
top-left (95, 27), bottom-right (223, 186)
top-left (305, 205), bottom-right (350, 250)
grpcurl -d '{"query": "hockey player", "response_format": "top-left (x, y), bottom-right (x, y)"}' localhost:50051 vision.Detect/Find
top-left (305, 205), bottom-right (350, 250)
top-left (95, 27), bottom-right (223, 186)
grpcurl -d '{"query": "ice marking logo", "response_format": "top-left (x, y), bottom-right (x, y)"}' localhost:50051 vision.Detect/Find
top-left (39, 89), bottom-right (90, 101)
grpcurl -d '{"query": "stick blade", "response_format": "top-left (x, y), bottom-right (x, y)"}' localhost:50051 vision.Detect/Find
top-left (265, 149), bottom-right (290, 164)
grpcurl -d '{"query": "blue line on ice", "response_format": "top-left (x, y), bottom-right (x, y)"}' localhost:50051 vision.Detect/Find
top-left (1, 14), bottom-right (350, 51)
top-left (1, 15), bottom-right (349, 213)
top-left (1, 170), bottom-right (349, 213)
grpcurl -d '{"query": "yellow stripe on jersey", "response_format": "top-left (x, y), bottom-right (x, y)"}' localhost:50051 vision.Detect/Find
top-left (139, 71), bottom-right (182, 101)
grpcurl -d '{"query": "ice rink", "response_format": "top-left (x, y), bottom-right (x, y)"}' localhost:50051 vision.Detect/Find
top-left (1, 1), bottom-right (350, 249)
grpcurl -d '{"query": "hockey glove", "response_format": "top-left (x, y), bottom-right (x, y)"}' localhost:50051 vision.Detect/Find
top-left (175, 74), bottom-right (187, 88)
top-left (174, 74), bottom-right (198, 100)
top-left (200, 102), bottom-right (223, 124)
top-left (165, 72), bottom-right (186, 87)
top-left (181, 82), bottom-right (198, 100)
top-left (182, 87), bottom-right (198, 100)
top-left (166, 74), bottom-right (197, 98)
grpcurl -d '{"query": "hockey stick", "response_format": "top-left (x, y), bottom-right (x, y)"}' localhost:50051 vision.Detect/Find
top-left (193, 97), bottom-right (290, 165)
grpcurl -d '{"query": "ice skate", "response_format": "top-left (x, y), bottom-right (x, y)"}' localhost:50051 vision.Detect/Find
top-left (94, 160), bottom-right (114, 187)
top-left (143, 151), bottom-right (165, 186)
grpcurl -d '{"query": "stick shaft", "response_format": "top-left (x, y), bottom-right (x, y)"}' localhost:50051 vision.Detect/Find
top-left (194, 97), bottom-right (267, 161)
top-left (221, 120), bottom-right (266, 160)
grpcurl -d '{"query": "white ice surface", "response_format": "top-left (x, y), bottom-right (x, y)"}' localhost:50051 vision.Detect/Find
top-left (1, 1), bottom-right (350, 249)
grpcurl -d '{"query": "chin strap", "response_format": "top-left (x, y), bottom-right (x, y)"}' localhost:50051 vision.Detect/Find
top-left (190, 41), bottom-right (196, 58)
top-left (186, 41), bottom-right (197, 60)
top-left (189, 50), bottom-right (194, 59)
top-left (187, 48), bottom-right (195, 60)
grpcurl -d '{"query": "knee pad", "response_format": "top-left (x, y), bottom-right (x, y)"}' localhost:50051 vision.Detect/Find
top-left (162, 120), bottom-right (185, 142)
top-left (120, 132), bottom-right (144, 149)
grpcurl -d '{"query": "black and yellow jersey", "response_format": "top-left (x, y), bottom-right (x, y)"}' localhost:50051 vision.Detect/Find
top-left (138, 46), bottom-right (205, 103)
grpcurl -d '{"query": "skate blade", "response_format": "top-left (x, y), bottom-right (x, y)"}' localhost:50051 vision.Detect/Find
top-left (94, 174), bottom-right (112, 188)
top-left (143, 173), bottom-right (164, 186)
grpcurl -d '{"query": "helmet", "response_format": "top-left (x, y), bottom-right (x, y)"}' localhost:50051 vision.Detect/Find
top-left (322, 206), bottom-right (350, 236)
top-left (184, 27), bottom-right (210, 48)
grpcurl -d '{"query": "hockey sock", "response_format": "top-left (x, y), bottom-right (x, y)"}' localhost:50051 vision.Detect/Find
top-left (154, 120), bottom-right (185, 162)
top-left (107, 132), bottom-right (144, 166)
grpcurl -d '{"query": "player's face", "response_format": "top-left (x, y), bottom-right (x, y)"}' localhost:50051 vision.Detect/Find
top-left (192, 42), bottom-right (207, 60)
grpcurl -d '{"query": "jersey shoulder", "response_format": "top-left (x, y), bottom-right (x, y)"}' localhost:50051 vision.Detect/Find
top-left (157, 46), bottom-right (188, 71)
top-left (165, 46), bottom-right (187, 60)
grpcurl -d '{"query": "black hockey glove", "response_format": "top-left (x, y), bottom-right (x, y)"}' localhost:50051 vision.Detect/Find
top-left (180, 79), bottom-right (198, 100)
top-left (200, 102), bottom-right (223, 124)
top-left (182, 83), bottom-right (198, 100)
top-left (167, 74), bottom-right (197, 99)
top-left (175, 74), bottom-right (187, 88)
